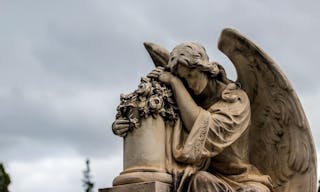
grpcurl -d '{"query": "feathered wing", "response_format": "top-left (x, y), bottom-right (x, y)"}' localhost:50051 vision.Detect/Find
top-left (143, 42), bottom-right (170, 67)
top-left (218, 28), bottom-right (317, 192)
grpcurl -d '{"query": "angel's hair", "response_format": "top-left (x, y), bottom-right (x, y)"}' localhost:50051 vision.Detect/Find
top-left (169, 42), bottom-right (232, 84)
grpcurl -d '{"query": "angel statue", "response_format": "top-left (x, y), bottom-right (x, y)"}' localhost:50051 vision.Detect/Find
top-left (111, 28), bottom-right (316, 192)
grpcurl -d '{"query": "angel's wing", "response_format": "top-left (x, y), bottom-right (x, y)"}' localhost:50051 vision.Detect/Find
top-left (143, 42), bottom-right (169, 68)
top-left (218, 28), bottom-right (317, 192)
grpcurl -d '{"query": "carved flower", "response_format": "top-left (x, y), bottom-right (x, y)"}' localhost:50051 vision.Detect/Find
top-left (148, 95), bottom-right (163, 111)
top-left (135, 79), bottom-right (152, 97)
top-left (115, 76), bottom-right (178, 131)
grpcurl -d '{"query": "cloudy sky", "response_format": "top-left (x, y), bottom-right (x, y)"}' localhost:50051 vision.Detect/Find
top-left (0, 0), bottom-right (319, 191)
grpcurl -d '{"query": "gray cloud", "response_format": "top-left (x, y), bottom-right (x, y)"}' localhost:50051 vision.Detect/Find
top-left (0, 86), bottom-right (122, 161)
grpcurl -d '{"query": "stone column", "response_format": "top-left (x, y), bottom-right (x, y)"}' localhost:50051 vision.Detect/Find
top-left (112, 115), bottom-right (172, 186)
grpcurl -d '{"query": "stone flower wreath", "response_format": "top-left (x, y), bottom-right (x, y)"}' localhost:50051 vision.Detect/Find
top-left (115, 76), bottom-right (179, 131)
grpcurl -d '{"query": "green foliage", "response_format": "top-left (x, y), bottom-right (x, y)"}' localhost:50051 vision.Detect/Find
top-left (0, 163), bottom-right (11, 192)
top-left (82, 159), bottom-right (94, 192)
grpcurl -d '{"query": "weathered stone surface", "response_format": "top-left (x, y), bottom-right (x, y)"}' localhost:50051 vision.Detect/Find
top-left (99, 182), bottom-right (171, 192)
top-left (108, 28), bottom-right (317, 192)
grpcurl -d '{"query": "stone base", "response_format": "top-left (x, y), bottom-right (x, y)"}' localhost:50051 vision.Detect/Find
top-left (113, 171), bottom-right (172, 186)
top-left (99, 181), bottom-right (171, 192)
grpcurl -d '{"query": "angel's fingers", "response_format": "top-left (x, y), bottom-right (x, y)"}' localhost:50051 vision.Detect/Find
top-left (147, 72), bottom-right (160, 78)
top-left (151, 67), bottom-right (165, 73)
top-left (147, 74), bottom-right (157, 79)
top-left (119, 127), bottom-right (129, 134)
top-left (115, 125), bottom-right (130, 130)
top-left (151, 69), bottom-right (162, 73)
top-left (116, 119), bottom-right (130, 124)
top-left (114, 126), bottom-right (129, 131)
top-left (115, 123), bottom-right (129, 127)
top-left (113, 128), bottom-right (129, 137)
top-left (117, 128), bottom-right (129, 134)
top-left (148, 71), bottom-right (160, 75)
top-left (154, 68), bottom-right (164, 72)
top-left (157, 66), bottom-right (165, 70)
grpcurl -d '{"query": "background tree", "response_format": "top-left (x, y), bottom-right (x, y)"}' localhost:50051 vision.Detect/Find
top-left (82, 159), bottom-right (94, 192)
top-left (0, 163), bottom-right (11, 192)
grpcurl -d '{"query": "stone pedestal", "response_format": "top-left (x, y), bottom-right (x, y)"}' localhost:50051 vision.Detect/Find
top-left (113, 116), bottom-right (172, 186)
top-left (99, 181), bottom-right (171, 192)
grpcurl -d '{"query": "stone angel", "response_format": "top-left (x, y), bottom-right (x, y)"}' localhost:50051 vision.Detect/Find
top-left (112, 28), bottom-right (316, 192)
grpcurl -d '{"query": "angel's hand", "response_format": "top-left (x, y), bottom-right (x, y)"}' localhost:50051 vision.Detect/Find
top-left (147, 67), bottom-right (178, 85)
top-left (112, 119), bottom-right (130, 137)
top-left (147, 66), bottom-right (165, 79)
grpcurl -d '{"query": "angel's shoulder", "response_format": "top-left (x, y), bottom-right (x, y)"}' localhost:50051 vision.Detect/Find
top-left (220, 83), bottom-right (249, 104)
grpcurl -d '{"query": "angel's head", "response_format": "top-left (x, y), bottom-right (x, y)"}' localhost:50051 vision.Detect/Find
top-left (168, 42), bottom-right (219, 76)
top-left (168, 42), bottom-right (228, 95)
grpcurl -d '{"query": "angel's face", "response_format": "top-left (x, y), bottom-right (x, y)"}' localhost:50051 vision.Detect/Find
top-left (176, 65), bottom-right (208, 95)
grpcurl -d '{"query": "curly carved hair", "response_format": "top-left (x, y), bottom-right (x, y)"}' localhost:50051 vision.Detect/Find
top-left (168, 42), bottom-right (232, 84)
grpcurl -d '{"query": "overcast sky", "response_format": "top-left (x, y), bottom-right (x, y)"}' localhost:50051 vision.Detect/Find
top-left (0, 0), bottom-right (319, 191)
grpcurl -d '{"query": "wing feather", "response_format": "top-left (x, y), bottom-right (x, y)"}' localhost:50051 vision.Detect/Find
top-left (218, 28), bottom-right (317, 192)
top-left (143, 42), bottom-right (169, 67)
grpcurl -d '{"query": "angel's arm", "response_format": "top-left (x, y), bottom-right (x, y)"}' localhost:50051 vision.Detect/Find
top-left (169, 76), bottom-right (201, 132)
top-left (148, 69), bottom-right (201, 132)
top-left (172, 87), bottom-right (251, 164)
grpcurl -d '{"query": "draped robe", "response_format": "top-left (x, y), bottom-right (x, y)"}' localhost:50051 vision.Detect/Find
top-left (165, 82), bottom-right (272, 192)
